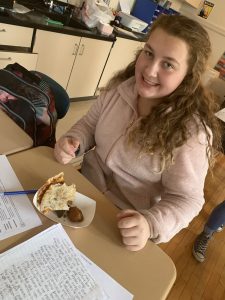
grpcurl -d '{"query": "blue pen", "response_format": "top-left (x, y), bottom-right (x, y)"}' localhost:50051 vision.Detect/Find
top-left (0, 189), bottom-right (38, 196)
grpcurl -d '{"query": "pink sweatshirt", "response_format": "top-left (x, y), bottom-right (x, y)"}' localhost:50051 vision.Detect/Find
top-left (64, 77), bottom-right (210, 243)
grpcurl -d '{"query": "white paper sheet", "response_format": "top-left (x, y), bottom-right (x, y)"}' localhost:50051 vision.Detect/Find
top-left (0, 155), bottom-right (42, 240)
top-left (215, 108), bottom-right (225, 122)
top-left (119, 0), bottom-right (131, 14)
top-left (79, 251), bottom-right (133, 300)
top-left (0, 224), bottom-right (133, 300)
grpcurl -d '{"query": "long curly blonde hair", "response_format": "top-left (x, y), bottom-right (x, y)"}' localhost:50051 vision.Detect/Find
top-left (105, 14), bottom-right (221, 170)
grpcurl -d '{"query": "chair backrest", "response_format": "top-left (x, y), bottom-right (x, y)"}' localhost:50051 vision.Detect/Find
top-left (32, 71), bottom-right (70, 119)
top-left (0, 63), bottom-right (58, 147)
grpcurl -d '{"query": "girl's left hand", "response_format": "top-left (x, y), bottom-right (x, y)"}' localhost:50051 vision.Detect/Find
top-left (117, 209), bottom-right (150, 251)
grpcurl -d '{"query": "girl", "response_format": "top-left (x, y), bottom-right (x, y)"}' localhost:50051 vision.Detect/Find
top-left (54, 15), bottom-right (221, 251)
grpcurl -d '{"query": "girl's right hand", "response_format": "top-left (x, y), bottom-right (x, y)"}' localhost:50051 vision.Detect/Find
top-left (54, 136), bottom-right (80, 165)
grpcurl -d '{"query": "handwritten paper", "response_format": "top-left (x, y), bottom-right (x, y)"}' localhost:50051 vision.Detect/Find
top-left (79, 251), bottom-right (133, 300)
top-left (0, 155), bottom-right (42, 240)
top-left (0, 224), bottom-right (133, 300)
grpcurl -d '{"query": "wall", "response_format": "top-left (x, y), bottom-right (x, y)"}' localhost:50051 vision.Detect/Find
top-left (179, 1), bottom-right (225, 101)
top-left (179, 1), bottom-right (225, 68)
top-left (181, 0), bottom-right (225, 30)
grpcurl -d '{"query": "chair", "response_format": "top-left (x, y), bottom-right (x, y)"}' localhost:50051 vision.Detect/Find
top-left (0, 63), bottom-right (70, 148)
top-left (31, 71), bottom-right (70, 119)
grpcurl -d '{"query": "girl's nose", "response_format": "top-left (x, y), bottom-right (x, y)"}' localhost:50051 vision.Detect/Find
top-left (145, 61), bottom-right (159, 77)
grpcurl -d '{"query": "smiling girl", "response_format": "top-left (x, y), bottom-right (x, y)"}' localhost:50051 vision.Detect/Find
top-left (54, 15), bottom-right (221, 250)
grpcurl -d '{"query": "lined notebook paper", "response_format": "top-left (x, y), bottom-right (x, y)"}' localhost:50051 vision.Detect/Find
top-left (0, 224), bottom-right (133, 300)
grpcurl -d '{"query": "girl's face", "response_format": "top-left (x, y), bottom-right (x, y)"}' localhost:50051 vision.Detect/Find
top-left (135, 28), bottom-right (189, 100)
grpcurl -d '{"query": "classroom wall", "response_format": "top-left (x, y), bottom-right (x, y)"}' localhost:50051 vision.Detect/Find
top-left (180, 0), bottom-right (225, 30)
top-left (179, 1), bottom-right (225, 68)
top-left (179, 0), bottom-right (225, 101)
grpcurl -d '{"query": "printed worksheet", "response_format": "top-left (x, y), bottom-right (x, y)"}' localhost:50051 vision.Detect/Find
top-left (0, 224), bottom-right (133, 300)
top-left (0, 155), bottom-right (42, 240)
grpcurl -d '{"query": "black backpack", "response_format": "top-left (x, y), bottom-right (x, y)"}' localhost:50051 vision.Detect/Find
top-left (0, 63), bottom-right (58, 147)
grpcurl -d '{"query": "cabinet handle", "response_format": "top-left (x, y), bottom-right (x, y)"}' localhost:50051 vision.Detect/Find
top-left (72, 43), bottom-right (79, 56)
top-left (0, 29), bottom-right (6, 32)
top-left (79, 44), bottom-right (85, 56)
top-left (0, 57), bottom-right (12, 61)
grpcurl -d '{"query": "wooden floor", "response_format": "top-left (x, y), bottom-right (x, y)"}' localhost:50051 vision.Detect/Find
top-left (56, 99), bottom-right (95, 140)
top-left (57, 101), bottom-right (225, 300)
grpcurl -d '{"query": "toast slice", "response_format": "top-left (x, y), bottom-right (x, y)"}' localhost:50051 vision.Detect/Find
top-left (37, 172), bottom-right (76, 214)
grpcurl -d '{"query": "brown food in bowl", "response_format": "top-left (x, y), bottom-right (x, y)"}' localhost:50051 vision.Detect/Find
top-left (55, 210), bottom-right (66, 218)
top-left (36, 172), bottom-right (84, 222)
top-left (67, 206), bottom-right (84, 222)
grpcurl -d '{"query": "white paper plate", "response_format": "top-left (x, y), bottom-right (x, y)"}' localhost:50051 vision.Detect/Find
top-left (33, 191), bottom-right (96, 228)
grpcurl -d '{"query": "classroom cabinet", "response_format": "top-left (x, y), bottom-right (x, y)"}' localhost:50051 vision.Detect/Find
top-left (33, 30), bottom-right (79, 89)
top-left (0, 23), bottom-right (37, 70)
top-left (33, 30), bottom-right (112, 98)
top-left (0, 51), bottom-right (37, 70)
top-left (0, 23), bottom-right (33, 47)
top-left (97, 37), bottom-right (144, 91)
top-left (66, 37), bottom-right (112, 98)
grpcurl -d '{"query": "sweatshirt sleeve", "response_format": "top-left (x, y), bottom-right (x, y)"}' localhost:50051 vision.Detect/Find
top-left (63, 92), bottom-right (107, 155)
top-left (140, 130), bottom-right (211, 243)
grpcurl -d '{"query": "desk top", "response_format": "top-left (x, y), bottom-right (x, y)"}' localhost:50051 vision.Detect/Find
top-left (3, 146), bottom-right (176, 300)
top-left (0, 109), bottom-right (33, 155)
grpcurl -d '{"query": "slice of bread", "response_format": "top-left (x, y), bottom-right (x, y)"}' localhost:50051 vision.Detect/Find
top-left (37, 172), bottom-right (76, 214)
top-left (37, 172), bottom-right (65, 204)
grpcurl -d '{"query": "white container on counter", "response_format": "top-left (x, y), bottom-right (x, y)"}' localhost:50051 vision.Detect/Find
top-left (118, 11), bottom-right (148, 32)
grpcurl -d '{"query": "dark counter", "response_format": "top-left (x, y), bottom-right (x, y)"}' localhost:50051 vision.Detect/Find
top-left (0, 12), bottom-right (115, 42)
top-left (0, 5), bottom-right (145, 45)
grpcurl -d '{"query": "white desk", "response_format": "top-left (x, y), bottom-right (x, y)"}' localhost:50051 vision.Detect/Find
top-left (3, 146), bottom-right (176, 300)
top-left (0, 109), bottom-right (33, 154)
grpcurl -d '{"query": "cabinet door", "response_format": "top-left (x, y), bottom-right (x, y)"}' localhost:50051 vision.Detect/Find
top-left (0, 52), bottom-right (38, 70)
top-left (66, 37), bottom-right (112, 98)
top-left (0, 24), bottom-right (33, 47)
top-left (33, 30), bottom-right (81, 89)
top-left (98, 38), bottom-right (143, 89)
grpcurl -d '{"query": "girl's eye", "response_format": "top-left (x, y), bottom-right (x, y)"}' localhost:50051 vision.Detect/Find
top-left (143, 49), bottom-right (153, 58)
top-left (163, 61), bottom-right (174, 70)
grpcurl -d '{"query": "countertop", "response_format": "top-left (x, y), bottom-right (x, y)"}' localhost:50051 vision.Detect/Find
top-left (0, 10), bottom-right (115, 42)
top-left (0, 4), bottom-right (146, 45)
